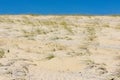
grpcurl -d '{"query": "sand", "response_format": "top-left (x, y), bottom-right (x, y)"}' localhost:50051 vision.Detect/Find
top-left (0, 15), bottom-right (120, 80)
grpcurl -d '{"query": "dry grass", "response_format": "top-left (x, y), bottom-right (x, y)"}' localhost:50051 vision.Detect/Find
top-left (0, 48), bottom-right (5, 58)
top-left (60, 21), bottom-right (73, 34)
top-left (45, 54), bottom-right (55, 60)
top-left (86, 27), bottom-right (97, 41)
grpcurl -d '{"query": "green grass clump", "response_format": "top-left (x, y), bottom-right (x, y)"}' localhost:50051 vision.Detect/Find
top-left (45, 54), bottom-right (55, 60)
top-left (0, 48), bottom-right (5, 58)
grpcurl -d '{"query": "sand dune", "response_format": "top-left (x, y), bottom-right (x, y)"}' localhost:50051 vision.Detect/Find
top-left (0, 15), bottom-right (120, 80)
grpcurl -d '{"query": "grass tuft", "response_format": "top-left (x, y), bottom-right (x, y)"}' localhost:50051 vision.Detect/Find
top-left (45, 54), bottom-right (55, 60)
top-left (0, 48), bottom-right (5, 58)
top-left (60, 21), bottom-right (73, 34)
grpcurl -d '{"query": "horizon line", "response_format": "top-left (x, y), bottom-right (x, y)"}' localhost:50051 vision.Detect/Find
top-left (0, 13), bottom-right (120, 16)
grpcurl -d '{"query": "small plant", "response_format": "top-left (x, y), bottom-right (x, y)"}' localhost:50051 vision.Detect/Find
top-left (51, 36), bottom-right (60, 40)
top-left (60, 21), bottom-right (73, 34)
top-left (86, 27), bottom-right (97, 41)
top-left (39, 20), bottom-right (57, 26)
top-left (22, 28), bottom-right (47, 38)
top-left (45, 54), bottom-right (55, 60)
top-left (22, 29), bottom-right (34, 38)
top-left (0, 48), bottom-right (5, 58)
top-left (35, 28), bottom-right (47, 34)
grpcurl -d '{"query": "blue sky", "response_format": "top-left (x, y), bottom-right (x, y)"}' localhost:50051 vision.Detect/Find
top-left (0, 0), bottom-right (120, 15)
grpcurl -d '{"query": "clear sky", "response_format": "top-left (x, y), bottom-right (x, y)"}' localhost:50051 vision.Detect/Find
top-left (0, 0), bottom-right (120, 15)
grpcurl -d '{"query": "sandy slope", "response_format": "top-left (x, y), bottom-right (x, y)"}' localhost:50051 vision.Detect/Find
top-left (0, 15), bottom-right (120, 80)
